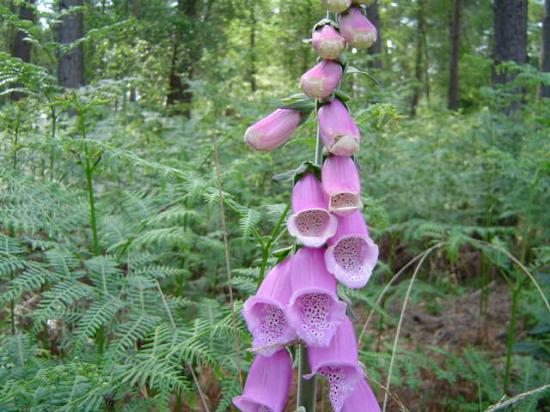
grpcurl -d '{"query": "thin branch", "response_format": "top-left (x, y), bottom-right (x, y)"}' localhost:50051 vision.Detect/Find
top-left (484, 384), bottom-right (550, 412)
top-left (382, 244), bottom-right (442, 411)
top-left (212, 135), bottom-right (243, 385)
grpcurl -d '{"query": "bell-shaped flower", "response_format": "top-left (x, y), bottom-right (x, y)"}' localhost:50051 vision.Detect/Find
top-left (312, 25), bottom-right (347, 60)
top-left (287, 173), bottom-right (337, 247)
top-left (242, 257), bottom-right (296, 356)
top-left (233, 349), bottom-right (293, 412)
top-left (339, 7), bottom-right (377, 49)
top-left (286, 247), bottom-right (347, 347)
top-left (318, 99), bottom-right (360, 156)
top-left (322, 155), bottom-right (362, 215)
top-left (244, 109), bottom-right (302, 151)
top-left (321, 0), bottom-right (352, 13)
top-left (305, 317), bottom-right (364, 411)
top-left (325, 211), bottom-right (378, 289)
top-left (342, 378), bottom-right (381, 412)
top-left (300, 60), bottom-right (343, 99)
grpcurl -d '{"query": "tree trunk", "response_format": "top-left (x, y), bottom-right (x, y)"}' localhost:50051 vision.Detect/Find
top-left (166, 0), bottom-right (198, 117)
top-left (448, 0), bottom-right (461, 110)
top-left (492, 0), bottom-right (527, 85)
top-left (409, 0), bottom-right (427, 117)
top-left (539, 0), bottom-right (550, 98)
top-left (57, 0), bottom-right (85, 88)
top-left (247, 2), bottom-right (257, 92)
top-left (367, 0), bottom-right (382, 69)
top-left (10, 0), bottom-right (36, 101)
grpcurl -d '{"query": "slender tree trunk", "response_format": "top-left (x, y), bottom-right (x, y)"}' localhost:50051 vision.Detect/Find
top-left (247, 2), bottom-right (257, 92)
top-left (166, 0), bottom-right (198, 117)
top-left (539, 0), bottom-right (550, 98)
top-left (10, 0), bottom-right (36, 101)
top-left (57, 0), bottom-right (85, 88)
top-left (448, 0), bottom-right (461, 110)
top-left (409, 0), bottom-right (426, 117)
top-left (492, 0), bottom-right (527, 86)
top-left (367, 0), bottom-right (382, 69)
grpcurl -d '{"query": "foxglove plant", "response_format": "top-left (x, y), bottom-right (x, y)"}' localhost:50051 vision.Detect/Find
top-left (235, 1), bottom-right (381, 411)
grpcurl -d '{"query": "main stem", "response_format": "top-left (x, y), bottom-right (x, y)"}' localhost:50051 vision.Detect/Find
top-left (297, 120), bottom-right (322, 412)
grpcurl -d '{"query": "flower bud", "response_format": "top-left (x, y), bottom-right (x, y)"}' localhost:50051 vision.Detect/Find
top-left (321, 0), bottom-right (352, 13)
top-left (300, 60), bottom-right (343, 99)
top-left (312, 25), bottom-right (347, 60)
top-left (318, 98), bottom-right (360, 156)
top-left (339, 7), bottom-right (377, 49)
top-left (244, 109), bottom-right (301, 151)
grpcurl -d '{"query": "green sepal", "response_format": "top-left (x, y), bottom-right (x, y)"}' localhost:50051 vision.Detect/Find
top-left (279, 94), bottom-right (316, 126)
top-left (273, 246), bottom-right (293, 261)
top-left (272, 160), bottom-right (322, 185)
top-left (312, 18), bottom-right (339, 32)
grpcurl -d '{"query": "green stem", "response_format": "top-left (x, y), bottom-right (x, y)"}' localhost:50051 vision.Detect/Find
top-left (257, 202), bottom-right (291, 287)
top-left (297, 344), bottom-right (316, 411)
top-left (503, 285), bottom-right (520, 394)
top-left (79, 112), bottom-right (100, 256)
top-left (49, 104), bottom-right (57, 181)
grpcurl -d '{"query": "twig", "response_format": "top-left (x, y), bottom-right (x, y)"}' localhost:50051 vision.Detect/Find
top-left (189, 365), bottom-right (212, 412)
top-left (484, 384), bottom-right (550, 412)
top-left (212, 135), bottom-right (243, 385)
top-left (382, 243), bottom-right (442, 411)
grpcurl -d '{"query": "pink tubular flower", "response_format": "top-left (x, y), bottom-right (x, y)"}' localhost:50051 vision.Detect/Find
top-left (321, 155), bottom-right (362, 215)
top-left (242, 257), bottom-right (296, 356)
top-left (312, 25), bottom-right (347, 60)
top-left (287, 173), bottom-right (337, 247)
top-left (318, 99), bottom-right (360, 156)
top-left (342, 378), bottom-right (381, 412)
top-left (286, 247), bottom-right (347, 347)
top-left (321, 0), bottom-right (352, 13)
top-left (244, 109), bottom-right (301, 151)
top-left (233, 350), bottom-right (292, 412)
top-left (300, 60), bottom-right (343, 99)
top-left (305, 318), bottom-right (364, 411)
top-left (325, 211), bottom-right (378, 289)
top-left (339, 7), bottom-right (378, 49)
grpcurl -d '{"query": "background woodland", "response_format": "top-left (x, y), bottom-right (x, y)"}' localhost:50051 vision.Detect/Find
top-left (0, 0), bottom-right (549, 410)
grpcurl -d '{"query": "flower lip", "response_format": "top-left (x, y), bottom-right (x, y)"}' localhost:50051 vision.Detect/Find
top-left (330, 134), bottom-right (360, 156)
top-left (286, 288), bottom-right (347, 347)
top-left (325, 233), bottom-right (378, 289)
top-left (287, 208), bottom-right (337, 247)
top-left (303, 362), bottom-right (363, 381)
top-left (233, 396), bottom-right (272, 412)
top-left (329, 192), bottom-right (362, 215)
